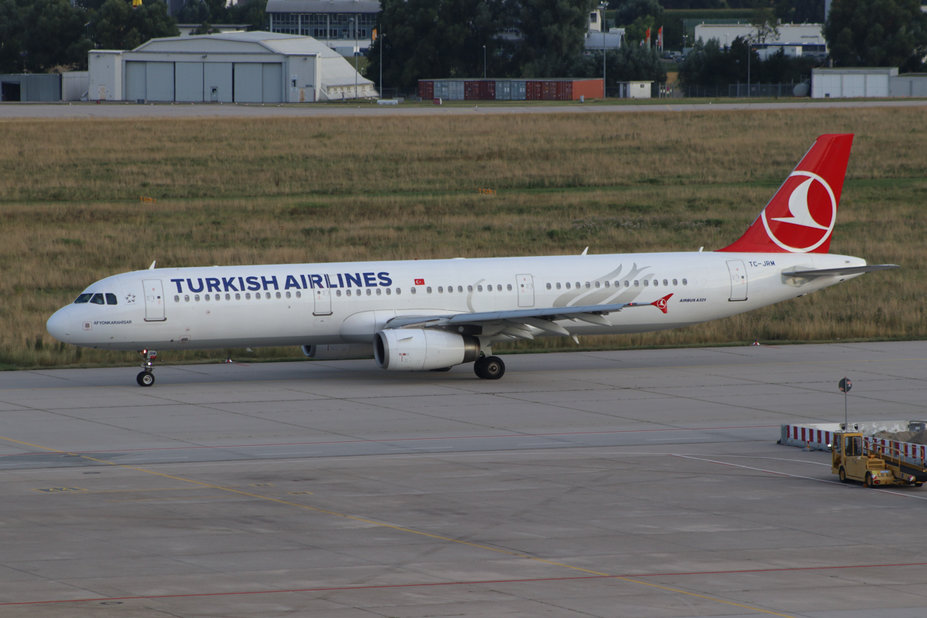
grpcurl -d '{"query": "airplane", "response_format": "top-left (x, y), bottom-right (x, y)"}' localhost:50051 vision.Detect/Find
top-left (46, 134), bottom-right (897, 386)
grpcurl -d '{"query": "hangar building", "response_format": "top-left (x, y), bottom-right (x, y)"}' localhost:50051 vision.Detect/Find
top-left (88, 31), bottom-right (376, 103)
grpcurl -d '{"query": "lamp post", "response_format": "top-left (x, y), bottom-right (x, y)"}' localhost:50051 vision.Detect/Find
top-left (482, 44), bottom-right (486, 79)
top-left (351, 16), bottom-right (358, 99)
top-left (379, 28), bottom-right (384, 99)
top-left (600, 2), bottom-right (607, 98)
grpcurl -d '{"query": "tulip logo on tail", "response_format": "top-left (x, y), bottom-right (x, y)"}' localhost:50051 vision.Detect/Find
top-left (762, 171), bottom-right (836, 253)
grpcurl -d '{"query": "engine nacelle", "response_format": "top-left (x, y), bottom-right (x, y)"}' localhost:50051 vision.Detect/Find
top-left (374, 329), bottom-right (480, 371)
top-left (301, 343), bottom-right (373, 360)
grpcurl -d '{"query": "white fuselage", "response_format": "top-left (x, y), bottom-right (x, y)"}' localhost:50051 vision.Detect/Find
top-left (46, 250), bottom-right (866, 351)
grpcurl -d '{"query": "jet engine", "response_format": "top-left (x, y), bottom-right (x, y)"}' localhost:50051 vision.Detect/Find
top-left (301, 343), bottom-right (373, 360)
top-left (374, 329), bottom-right (480, 371)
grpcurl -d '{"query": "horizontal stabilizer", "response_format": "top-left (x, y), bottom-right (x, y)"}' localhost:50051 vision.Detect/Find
top-left (785, 264), bottom-right (899, 278)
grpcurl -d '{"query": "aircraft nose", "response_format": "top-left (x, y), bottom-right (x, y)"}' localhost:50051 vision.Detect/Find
top-left (46, 308), bottom-right (74, 343)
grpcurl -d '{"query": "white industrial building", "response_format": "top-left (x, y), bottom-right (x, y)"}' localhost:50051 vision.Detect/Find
top-left (88, 31), bottom-right (376, 103)
top-left (811, 67), bottom-right (927, 98)
top-left (694, 23), bottom-right (826, 59)
top-left (266, 0), bottom-right (379, 57)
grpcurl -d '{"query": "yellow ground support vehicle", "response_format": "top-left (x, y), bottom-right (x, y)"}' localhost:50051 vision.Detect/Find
top-left (832, 432), bottom-right (926, 488)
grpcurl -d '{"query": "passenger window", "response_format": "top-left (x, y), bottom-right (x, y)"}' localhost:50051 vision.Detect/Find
top-left (105, 293), bottom-right (117, 305)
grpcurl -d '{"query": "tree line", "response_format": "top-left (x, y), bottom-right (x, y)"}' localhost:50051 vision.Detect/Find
top-left (2, 0), bottom-right (926, 99)
top-left (0, 0), bottom-right (263, 73)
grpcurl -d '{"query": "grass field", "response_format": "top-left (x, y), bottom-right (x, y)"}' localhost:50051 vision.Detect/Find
top-left (1, 106), bottom-right (924, 369)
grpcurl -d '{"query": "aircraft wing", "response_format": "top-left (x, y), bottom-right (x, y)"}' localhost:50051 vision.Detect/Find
top-left (384, 295), bottom-right (672, 340)
top-left (785, 264), bottom-right (899, 278)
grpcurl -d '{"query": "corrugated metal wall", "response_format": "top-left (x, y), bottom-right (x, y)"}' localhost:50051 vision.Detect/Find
top-left (419, 79), bottom-right (603, 101)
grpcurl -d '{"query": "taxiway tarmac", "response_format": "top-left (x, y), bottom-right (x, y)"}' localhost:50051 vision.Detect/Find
top-left (2, 341), bottom-right (927, 617)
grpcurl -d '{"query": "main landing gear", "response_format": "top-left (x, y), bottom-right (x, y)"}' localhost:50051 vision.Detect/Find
top-left (137, 349), bottom-right (157, 387)
top-left (474, 355), bottom-right (505, 380)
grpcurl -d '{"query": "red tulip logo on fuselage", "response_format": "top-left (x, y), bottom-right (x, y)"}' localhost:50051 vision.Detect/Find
top-left (761, 171), bottom-right (836, 253)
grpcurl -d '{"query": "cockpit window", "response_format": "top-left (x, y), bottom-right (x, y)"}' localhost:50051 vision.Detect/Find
top-left (74, 292), bottom-right (118, 305)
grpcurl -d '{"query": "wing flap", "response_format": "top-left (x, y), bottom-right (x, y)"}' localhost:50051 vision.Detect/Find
top-left (383, 295), bottom-right (673, 341)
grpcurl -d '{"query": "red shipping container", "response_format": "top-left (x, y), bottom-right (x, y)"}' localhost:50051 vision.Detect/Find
top-left (419, 80), bottom-right (434, 100)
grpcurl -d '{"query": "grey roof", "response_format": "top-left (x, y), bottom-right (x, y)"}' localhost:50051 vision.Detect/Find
top-left (134, 31), bottom-right (344, 58)
top-left (265, 0), bottom-right (379, 14)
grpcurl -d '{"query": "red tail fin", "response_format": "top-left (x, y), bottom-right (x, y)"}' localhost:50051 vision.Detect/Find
top-left (719, 134), bottom-right (853, 254)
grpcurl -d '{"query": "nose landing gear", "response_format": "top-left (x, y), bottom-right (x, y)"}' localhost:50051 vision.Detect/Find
top-left (137, 349), bottom-right (158, 386)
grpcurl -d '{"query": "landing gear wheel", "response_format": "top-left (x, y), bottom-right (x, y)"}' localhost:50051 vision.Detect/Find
top-left (136, 349), bottom-right (158, 387)
top-left (474, 356), bottom-right (505, 380)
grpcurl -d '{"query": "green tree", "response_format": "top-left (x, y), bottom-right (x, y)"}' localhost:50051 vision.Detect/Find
top-left (609, 44), bottom-right (665, 82)
top-left (0, 0), bottom-right (26, 72)
top-left (368, 0), bottom-right (594, 92)
top-left (21, 0), bottom-right (92, 71)
top-left (824, 0), bottom-right (927, 71)
top-left (89, 0), bottom-right (178, 51)
top-left (368, 0), bottom-right (506, 93)
top-left (611, 0), bottom-right (663, 29)
top-left (514, 0), bottom-right (595, 77)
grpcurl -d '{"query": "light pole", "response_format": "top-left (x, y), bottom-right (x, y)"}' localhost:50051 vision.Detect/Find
top-left (600, 2), bottom-right (607, 98)
top-left (482, 44), bottom-right (486, 79)
top-left (351, 16), bottom-right (358, 99)
top-left (379, 28), bottom-right (384, 99)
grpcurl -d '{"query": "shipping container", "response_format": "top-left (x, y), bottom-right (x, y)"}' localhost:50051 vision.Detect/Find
top-left (419, 78), bottom-right (599, 101)
top-left (419, 80), bottom-right (434, 100)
